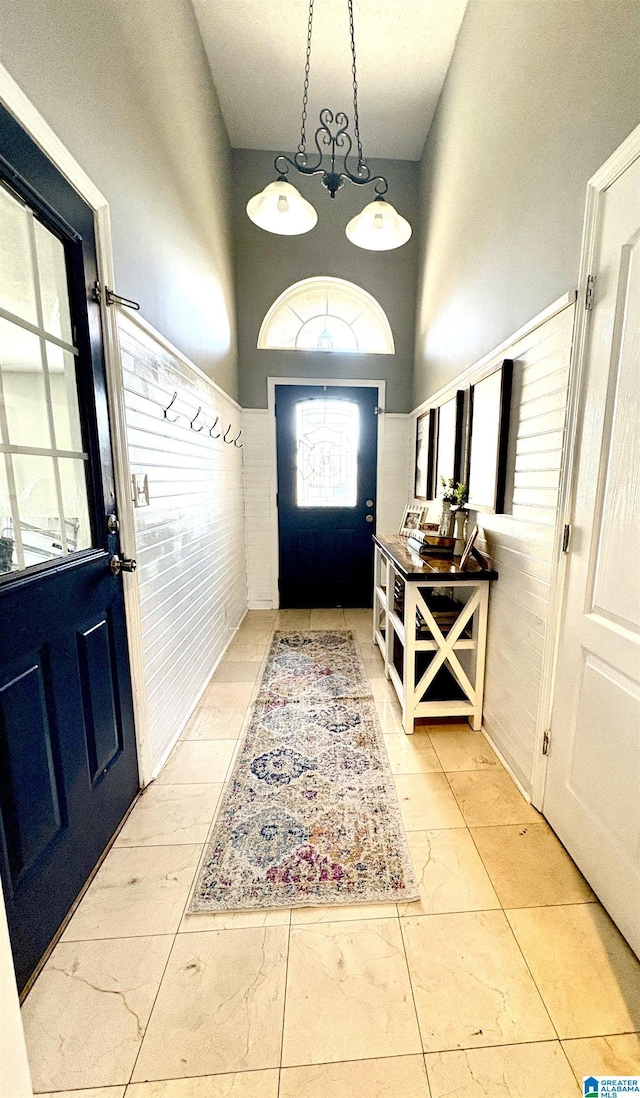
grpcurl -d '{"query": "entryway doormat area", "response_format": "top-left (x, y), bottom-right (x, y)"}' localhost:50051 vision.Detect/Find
top-left (189, 630), bottom-right (419, 912)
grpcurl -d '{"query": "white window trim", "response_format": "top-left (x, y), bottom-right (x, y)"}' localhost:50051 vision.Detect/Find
top-left (258, 276), bottom-right (395, 354)
top-left (266, 376), bottom-right (386, 607)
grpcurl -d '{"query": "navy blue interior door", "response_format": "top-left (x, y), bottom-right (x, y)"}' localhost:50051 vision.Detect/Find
top-left (0, 105), bottom-right (139, 992)
top-left (276, 384), bottom-right (378, 608)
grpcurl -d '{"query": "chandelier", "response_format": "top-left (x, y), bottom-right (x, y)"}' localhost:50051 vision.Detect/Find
top-left (246, 0), bottom-right (412, 251)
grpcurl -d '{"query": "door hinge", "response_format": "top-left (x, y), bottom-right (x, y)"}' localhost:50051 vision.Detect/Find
top-left (94, 280), bottom-right (140, 311)
top-left (585, 274), bottom-right (595, 311)
top-left (374, 406), bottom-right (384, 416)
top-left (542, 729), bottom-right (551, 755)
top-left (562, 523), bottom-right (571, 553)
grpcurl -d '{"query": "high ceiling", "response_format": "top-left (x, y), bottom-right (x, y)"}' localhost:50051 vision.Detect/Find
top-left (192, 0), bottom-right (468, 161)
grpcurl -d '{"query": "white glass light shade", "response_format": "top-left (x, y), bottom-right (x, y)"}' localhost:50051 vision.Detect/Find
top-left (345, 198), bottom-right (412, 251)
top-left (246, 179), bottom-right (317, 236)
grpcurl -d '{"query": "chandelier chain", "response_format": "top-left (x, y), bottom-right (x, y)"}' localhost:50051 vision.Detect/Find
top-left (298, 0), bottom-right (315, 155)
top-left (348, 0), bottom-right (365, 169)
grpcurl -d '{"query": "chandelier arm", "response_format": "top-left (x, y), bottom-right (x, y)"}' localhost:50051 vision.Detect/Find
top-left (298, 0), bottom-right (315, 155)
top-left (341, 170), bottom-right (389, 195)
top-left (274, 152), bottom-right (326, 179)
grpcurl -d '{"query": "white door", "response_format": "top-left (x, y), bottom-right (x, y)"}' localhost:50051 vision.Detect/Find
top-left (543, 149), bottom-right (640, 956)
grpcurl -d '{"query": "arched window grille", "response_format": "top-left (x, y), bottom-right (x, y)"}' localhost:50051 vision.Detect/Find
top-left (257, 276), bottom-right (395, 354)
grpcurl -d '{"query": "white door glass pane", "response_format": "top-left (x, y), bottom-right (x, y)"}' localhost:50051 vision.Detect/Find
top-left (12, 454), bottom-right (64, 566)
top-left (0, 458), bottom-right (17, 574)
top-left (288, 287), bottom-right (325, 322)
top-left (46, 342), bottom-right (84, 452)
top-left (58, 457), bottom-right (92, 552)
top-left (0, 183), bottom-right (38, 325)
top-left (0, 318), bottom-right (52, 448)
top-left (351, 314), bottom-right (386, 353)
top-left (261, 305), bottom-right (300, 350)
top-left (327, 286), bottom-right (360, 324)
top-left (296, 314), bottom-right (358, 351)
top-left (296, 398), bottom-right (359, 507)
top-left (34, 218), bottom-right (73, 343)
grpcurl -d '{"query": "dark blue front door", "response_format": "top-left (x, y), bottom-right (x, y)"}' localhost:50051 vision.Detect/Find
top-left (0, 106), bottom-right (139, 992)
top-left (276, 384), bottom-right (378, 608)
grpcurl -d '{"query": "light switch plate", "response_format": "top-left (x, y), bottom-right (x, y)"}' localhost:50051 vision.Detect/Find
top-left (132, 472), bottom-right (150, 508)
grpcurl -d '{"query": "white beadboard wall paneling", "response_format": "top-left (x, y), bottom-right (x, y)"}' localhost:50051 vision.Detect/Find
top-left (243, 409), bottom-right (276, 609)
top-left (377, 413), bottom-right (411, 534)
top-left (118, 312), bottom-right (247, 775)
top-left (408, 293), bottom-right (577, 797)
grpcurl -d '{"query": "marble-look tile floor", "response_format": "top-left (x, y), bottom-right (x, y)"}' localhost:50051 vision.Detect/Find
top-left (23, 609), bottom-right (640, 1097)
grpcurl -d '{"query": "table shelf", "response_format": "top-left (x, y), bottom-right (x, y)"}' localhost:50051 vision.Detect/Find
top-left (372, 535), bottom-right (497, 735)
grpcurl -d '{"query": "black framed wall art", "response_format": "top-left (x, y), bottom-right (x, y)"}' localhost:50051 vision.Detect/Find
top-left (435, 389), bottom-right (465, 490)
top-left (467, 360), bottom-right (513, 512)
top-left (414, 407), bottom-right (437, 499)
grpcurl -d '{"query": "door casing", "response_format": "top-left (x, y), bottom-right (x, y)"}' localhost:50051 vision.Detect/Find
top-left (267, 376), bottom-right (386, 609)
top-left (531, 121), bottom-right (640, 810)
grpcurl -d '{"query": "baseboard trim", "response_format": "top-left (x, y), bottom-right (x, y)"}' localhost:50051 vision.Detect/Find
top-left (481, 726), bottom-right (533, 805)
top-left (149, 612), bottom-right (246, 781)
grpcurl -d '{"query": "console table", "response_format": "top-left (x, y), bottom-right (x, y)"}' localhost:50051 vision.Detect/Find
top-left (373, 535), bottom-right (498, 735)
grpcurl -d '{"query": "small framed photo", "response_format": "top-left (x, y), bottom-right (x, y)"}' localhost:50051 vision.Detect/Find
top-left (400, 503), bottom-right (425, 536)
top-left (459, 524), bottom-right (479, 569)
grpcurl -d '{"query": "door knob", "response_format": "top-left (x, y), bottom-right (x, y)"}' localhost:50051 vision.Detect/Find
top-left (110, 555), bottom-right (137, 576)
top-left (365, 514), bottom-right (374, 523)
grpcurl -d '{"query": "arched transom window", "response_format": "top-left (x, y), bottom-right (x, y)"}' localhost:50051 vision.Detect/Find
top-left (257, 276), bottom-right (395, 354)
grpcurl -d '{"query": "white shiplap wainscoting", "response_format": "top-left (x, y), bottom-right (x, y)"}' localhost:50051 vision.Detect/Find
top-left (409, 294), bottom-right (577, 798)
top-left (243, 409), bottom-right (276, 609)
top-left (243, 407), bottom-right (410, 609)
top-left (377, 413), bottom-right (411, 536)
top-left (119, 313), bottom-right (247, 775)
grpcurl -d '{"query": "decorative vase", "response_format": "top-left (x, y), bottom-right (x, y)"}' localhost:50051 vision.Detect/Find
top-left (439, 501), bottom-right (454, 538)
top-left (453, 509), bottom-right (467, 556)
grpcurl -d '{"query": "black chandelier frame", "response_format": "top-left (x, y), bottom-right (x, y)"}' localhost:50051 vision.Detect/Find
top-left (273, 0), bottom-right (390, 202)
top-left (274, 108), bottom-right (388, 201)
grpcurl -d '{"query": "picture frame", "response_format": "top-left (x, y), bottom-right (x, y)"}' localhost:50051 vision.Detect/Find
top-left (435, 389), bottom-right (465, 491)
top-left (399, 503), bottom-right (425, 536)
top-left (414, 407), bottom-right (437, 500)
top-left (467, 360), bottom-right (513, 512)
top-left (459, 524), bottom-right (479, 569)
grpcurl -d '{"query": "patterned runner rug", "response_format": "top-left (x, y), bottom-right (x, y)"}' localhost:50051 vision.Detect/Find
top-left (189, 630), bottom-right (418, 913)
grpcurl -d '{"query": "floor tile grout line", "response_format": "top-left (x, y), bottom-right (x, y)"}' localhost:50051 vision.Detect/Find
top-left (461, 812), bottom-right (565, 1042)
top-left (397, 908), bottom-right (430, 1063)
top-left (462, 814), bottom-right (590, 1044)
top-left (276, 917), bottom-right (293, 1093)
top-left (126, 926), bottom-right (179, 1087)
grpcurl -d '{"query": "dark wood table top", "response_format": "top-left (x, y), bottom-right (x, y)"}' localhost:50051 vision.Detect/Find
top-left (373, 534), bottom-right (498, 582)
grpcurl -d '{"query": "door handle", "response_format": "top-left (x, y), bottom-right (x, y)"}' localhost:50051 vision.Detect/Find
top-left (110, 555), bottom-right (137, 576)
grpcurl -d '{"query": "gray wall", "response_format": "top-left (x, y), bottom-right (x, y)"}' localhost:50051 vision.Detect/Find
top-left (0, 0), bottom-right (239, 398)
top-left (233, 149), bottom-right (420, 411)
top-left (414, 0), bottom-right (640, 407)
